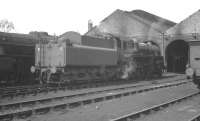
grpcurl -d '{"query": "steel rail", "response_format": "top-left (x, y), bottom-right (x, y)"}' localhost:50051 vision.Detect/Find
top-left (188, 114), bottom-right (200, 121)
top-left (0, 76), bottom-right (185, 99)
top-left (110, 91), bottom-right (199, 121)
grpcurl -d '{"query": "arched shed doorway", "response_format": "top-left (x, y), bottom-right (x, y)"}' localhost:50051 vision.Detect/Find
top-left (165, 40), bottom-right (189, 73)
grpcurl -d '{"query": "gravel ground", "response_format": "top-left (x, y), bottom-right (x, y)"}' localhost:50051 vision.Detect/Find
top-left (0, 74), bottom-right (185, 105)
top-left (136, 93), bottom-right (200, 121)
top-left (15, 80), bottom-right (197, 121)
top-left (0, 79), bottom-right (188, 115)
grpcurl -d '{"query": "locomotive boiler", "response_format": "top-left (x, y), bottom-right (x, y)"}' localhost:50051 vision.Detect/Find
top-left (121, 41), bottom-right (163, 80)
top-left (31, 31), bottom-right (163, 85)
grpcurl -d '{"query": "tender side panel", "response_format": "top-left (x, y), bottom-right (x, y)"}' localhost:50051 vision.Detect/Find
top-left (66, 46), bottom-right (118, 66)
top-left (81, 36), bottom-right (115, 49)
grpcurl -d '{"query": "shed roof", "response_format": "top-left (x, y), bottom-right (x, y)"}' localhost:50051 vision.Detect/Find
top-left (166, 10), bottom-right (200, 35)
top-left (85, 9), bottom-right (176, 40)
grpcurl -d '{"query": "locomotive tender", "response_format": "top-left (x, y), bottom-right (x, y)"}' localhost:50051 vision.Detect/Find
top-left (32, 31), bottom-right (163, 84)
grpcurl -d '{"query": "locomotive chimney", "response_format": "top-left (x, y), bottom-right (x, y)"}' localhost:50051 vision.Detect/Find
top-left (88, 19), bottom-right (93, 31)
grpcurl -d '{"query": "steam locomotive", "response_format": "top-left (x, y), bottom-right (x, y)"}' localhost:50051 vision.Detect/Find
top-left (0, 32), bottom-right (54, 86)
top-left (0, 32), bottom-right (35, 86)
top-left (186, 40), bottom-right (200, 89)
top-left (31, 31), bottom-right (163, 85)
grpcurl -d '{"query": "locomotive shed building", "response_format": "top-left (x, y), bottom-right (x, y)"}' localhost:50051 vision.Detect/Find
top-left (85, 9), bottom-right (176, 49)
top-left (85, 9), bottom-right (176, 71)
top-left (165, 10), bottom-right (200, 73)
top-left (85, 9), bottom-right (200, 73)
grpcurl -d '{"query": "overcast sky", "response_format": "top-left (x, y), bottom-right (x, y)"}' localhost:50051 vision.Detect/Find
top-left (0, 0), bottom-right (199, 35)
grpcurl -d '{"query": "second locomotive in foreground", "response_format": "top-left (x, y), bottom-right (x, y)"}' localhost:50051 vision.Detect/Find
top-left (31, 32), bottom-right (163, 84)
top-left (186, 40), bottom-right (200, 88)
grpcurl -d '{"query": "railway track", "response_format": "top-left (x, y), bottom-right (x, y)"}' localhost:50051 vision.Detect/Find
top-left (0, 81), bottom-right (144, 99)
top-left (189, 114), bottom-right (200, 121)
top-left (0, 79), bottom-right (190, 121)
top-left (110, 91), bottom-right (200, 121)
top-left (0, 84), bottom-right (54, 98)
top-left (0, 75), bottom-right (184, 99)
